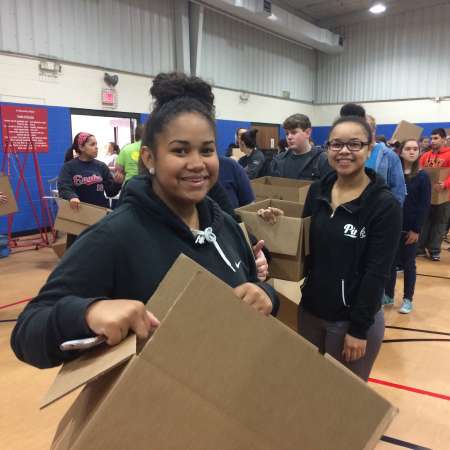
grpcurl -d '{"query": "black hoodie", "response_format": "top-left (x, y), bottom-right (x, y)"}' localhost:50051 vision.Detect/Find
top-left (11, 176), bottom-right (278, 369)
top-left (300, 169), bottom-right (402, 339)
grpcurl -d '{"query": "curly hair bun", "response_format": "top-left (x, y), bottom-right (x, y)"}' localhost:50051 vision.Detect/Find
top-left (150, 72), bottom-right (214, 112)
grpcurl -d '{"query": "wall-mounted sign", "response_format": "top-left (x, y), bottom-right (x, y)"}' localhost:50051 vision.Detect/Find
top-left (1, 105), bottom-right (49, 152)
top-left (101, 88), bottom-right (117, 108)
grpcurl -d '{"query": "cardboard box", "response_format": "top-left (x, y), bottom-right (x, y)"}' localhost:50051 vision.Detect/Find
top-left (52, 241), bottom-right (66, 258)
top-left (268, 278), bottom-right (301, 331)
top-left (54, 199), bottom-right (110, 235)
top-left (230, 147), bottom-right (246, 161)
top-left (237, 199), bottom-right (310, 282)
top-left (251, 176), bottom-right (311, 203)
top-left (424, 167), bottom-right (450, 205)
top-left (0, 174), bottom-right (18, 216)
top-left (43, 255), bottom-right (396, 450)
top-left (391, 120), bottom-right (423, 142)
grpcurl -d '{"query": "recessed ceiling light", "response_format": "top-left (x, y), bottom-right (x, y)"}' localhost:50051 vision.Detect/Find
top-left (369, 3), bottom-right (386, 14)
top-left (268, 14), bottom-right (277, 20)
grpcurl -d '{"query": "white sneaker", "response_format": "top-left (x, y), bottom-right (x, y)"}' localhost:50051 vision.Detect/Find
top-left (399, 299), bottom-right (413, 314)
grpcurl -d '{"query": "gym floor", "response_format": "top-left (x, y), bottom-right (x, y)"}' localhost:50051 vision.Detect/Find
top-left (1, 244), bottom-right (449, 450)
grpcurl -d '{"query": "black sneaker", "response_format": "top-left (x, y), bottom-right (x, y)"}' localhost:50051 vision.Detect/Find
top-left (430, 254), bottom-right (441, 262)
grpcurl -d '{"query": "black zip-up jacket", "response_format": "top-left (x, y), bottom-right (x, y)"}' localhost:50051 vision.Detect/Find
top-left (403, 170), bottom-right (431, 233)
top-left (11, 176), bottom-right (278, 368)
top-left (58, 158), bottom-right (121, 208)
top-left (269, 146), bottom-right (332, 181)
top-left (301, 169), bottom-right (402, 339)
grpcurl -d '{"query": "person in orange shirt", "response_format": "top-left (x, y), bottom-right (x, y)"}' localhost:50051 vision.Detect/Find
top-left (417, 128), bottom-right (450, 261)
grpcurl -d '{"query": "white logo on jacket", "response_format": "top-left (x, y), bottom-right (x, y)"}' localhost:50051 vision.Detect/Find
top-left (344, 224), bottom-right (367, 239)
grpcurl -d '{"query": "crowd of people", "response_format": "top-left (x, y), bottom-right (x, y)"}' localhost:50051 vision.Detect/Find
top-left (9, 73), bottom-right (450, 383)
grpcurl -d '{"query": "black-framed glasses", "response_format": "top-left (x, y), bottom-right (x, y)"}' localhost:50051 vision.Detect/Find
top-left (326, 140), bottom-right (370, 152)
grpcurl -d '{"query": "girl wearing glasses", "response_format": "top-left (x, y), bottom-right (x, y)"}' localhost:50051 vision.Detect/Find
top-left (298, 115), bottom-right (402, 381)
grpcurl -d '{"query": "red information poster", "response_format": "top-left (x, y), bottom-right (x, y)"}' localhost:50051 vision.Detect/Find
top-left (1, 105), bottom-right (49, 152)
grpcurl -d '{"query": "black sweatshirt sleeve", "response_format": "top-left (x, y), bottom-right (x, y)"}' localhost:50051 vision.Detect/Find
top-left (10, 221), bottom-right (116, 368)
top-left (348, 195), bottom-right (402, 339)
top-left (411, 172), bottom-right (432, 233)
top-left (101, 163), bottom-right (122, 198)
top-left (57, 162), bottom-right (78, 200)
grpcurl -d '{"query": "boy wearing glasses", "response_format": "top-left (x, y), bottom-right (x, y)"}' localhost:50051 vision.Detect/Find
top-left (270, 114), bottom-right (332, 181)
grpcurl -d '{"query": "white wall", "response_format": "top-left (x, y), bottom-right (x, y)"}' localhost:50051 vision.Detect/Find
top-left (314, 99), bottom-right (450, 127)
top-left (0, 53), bottom-right (313, 124)
top-left (317, 3), bottom-right (450, 103)
top-left (201, 8), bottom-right (316, 102)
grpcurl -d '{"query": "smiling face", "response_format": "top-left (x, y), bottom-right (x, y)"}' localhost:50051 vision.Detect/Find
top-left (327, 121), bottom-right (372, 177)
top-left (141, 112), bottom-right (219, 209)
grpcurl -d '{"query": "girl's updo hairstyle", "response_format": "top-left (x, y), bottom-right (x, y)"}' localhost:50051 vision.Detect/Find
top-left (241, 129), bottom-right (258, 149)
top-left (142, 72), bottom-right (216, 153)
top-left (328, 116), bottom-right (373, 144)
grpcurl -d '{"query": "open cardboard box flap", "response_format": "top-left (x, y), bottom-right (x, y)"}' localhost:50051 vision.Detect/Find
top-left (41, 255), bottom-right (204, 408)
top-left (236, 199), bottom-right (303, 256)
top-left (54, 199), bottom-right (111, 236)
top-left (424, 167), bottom-right (450, 204)
top-left (391, 120), bottom-right (423, 142)
top-left (48, 254), bottom-right (396, 450)
top-left (0, 174), bottom-right (18, 216)
top-left (251, 176), bottom-right (311, 203)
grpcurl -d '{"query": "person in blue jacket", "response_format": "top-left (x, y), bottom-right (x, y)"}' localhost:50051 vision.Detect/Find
top-left (11, 72), bottom-right (278, 369)
top-left (384, 139), bottom-right (431, 313)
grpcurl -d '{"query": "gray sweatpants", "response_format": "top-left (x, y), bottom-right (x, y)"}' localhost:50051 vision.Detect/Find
top-left (298, 307), bottom-right (385, 381)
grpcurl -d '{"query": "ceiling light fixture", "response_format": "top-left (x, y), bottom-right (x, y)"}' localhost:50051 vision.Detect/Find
top-left (369, 3), bottom-right (386, 14)
top-left (268, 14), bottom-right (277, 20)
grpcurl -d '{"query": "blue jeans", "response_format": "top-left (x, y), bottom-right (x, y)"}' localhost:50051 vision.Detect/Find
top-left (386, 232), bottom-right (417, 300)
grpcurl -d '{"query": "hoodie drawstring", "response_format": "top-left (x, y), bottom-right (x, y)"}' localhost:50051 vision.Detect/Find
top-left (193, 227), bottom-right (236, 273)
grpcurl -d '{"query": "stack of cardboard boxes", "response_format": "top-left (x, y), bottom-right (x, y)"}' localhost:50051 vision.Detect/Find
top-left (237, 177), bottom-right (312, 331)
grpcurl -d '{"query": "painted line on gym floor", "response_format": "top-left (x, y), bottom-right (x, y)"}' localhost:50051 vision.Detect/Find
top-left (0, 298), bottom-right (32, 310)
top-left (416, 272), bottom-right (450, 280)
top-left (383, 338), bottom-right (450, 344)
top-left (385, 325), bottom-right (450, 336)
top-left (0, 319), bottom-right (18, 323)
top-left (380, 435), bottom-right (432, 450)
top-left (369, 378), bottom-right (450, 401)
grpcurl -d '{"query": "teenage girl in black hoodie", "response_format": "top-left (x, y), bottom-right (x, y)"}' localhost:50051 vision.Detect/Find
top-left (11, 73), bottom-right (278, 369)
top-left (299, 116), bottom-right (402, 381)
top-left (256, 116), bottom-right (401, 380)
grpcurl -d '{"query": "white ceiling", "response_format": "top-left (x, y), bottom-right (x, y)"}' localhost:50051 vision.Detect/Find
top-left (273, 0), bottom-right (450, 28)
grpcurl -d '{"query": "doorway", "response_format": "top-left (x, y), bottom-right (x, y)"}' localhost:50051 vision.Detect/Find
top-left (251, 123), bottom-right (280, 151)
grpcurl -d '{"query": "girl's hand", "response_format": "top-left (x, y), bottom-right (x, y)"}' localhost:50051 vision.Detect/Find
top-left (234, 283), bottom-right (272, 316)
top-left (257, 207), bottom-right (284, 225)
top-left (253, 240), bottom-right (269, 281)
top-left (342, 334), bottom-right (367, 362)
top-left (113, 171), bottom-right (124, 184)
top-left (0, 192), bottom-right (8, 204)
top-left (405, 231), bottom-right (419, 245)
top-left (85, 299), bottom-right (160, 346)
top-left (69, 198), bottom-right (81, 211)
